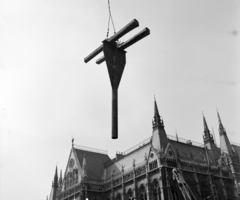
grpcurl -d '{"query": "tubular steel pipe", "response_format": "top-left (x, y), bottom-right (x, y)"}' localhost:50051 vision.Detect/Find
top-left (112, 88), bottom-right (118, 139)
top-left (84, 19), bottom-right (139, 63)
top-left (96, 27), bottom-right (150, 65)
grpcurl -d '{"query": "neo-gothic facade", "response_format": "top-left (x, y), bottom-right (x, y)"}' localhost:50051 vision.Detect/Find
top-left (48, 100), bottom-right (240, 200)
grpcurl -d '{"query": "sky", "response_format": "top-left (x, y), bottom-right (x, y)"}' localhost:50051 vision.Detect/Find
top-left (0, 0), bottom-right (240, 199)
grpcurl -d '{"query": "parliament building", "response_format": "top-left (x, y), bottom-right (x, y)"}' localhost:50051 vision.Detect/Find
top-left (48, 100), bottom-right (240, 200)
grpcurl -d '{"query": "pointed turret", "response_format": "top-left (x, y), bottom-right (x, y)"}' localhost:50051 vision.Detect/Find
top-left (217, 111), bottom-right (240, 194)
top-left (217, 110), bottom-right (227, 136)
top-left (217, 111), bottom-right (233, 156)
top-left (49, 166), bottom-right (58, 200)
top-left (202, 114), bottom-right (214, 144)
top-left (152, 97), bottom-right (164, 129)
top-left (202, 113), bottom-right (219, 164)
top-left (53, 166), bottom-right (58, 187)
top-left (151, 97), bottom-right (168, 153)
top-left (176, 131), bottom-right (179, 142)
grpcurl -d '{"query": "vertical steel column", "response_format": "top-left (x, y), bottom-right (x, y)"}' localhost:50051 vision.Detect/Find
top-left (103, 40), bottom-right (126, 139)
top-left (112, 88), bottom-right (118, 139)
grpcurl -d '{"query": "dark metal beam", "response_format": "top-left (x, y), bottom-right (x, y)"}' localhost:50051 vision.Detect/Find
top-left (120, 27), bottom-right (150, 49)
top-left (96, 28), bottom-right (150, 64)
top-left (84, 45), bottom-right (103, 64)
top-left (84, 19), bottom-right (139, 63)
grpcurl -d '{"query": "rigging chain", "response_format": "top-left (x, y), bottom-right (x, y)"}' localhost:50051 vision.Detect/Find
top-left (106, 0), bottom-right (116, 39)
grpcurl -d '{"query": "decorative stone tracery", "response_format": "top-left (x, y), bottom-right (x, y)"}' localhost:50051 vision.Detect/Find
top-left (65, 169), bottom-right (78, 189)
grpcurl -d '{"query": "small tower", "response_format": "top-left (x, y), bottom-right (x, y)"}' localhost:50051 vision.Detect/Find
top-left (53, 166), bottom-right (58, 188)
top-left (217, 111), bottom-right (233, 156)
top-left (217, 110), bottom-right (240, 195)
top-left (203, 114), bottom-right (214, 144)
top-left (176, 131), bottom-right (179, 142)
top-left (49, 166), bottom-right (58, 200)
top-left (151, 98), bottom-right (168, 153)
top-left (152, 97), bottom-right (164, 129)
top-left (202, 114), bottom-right (219, 164)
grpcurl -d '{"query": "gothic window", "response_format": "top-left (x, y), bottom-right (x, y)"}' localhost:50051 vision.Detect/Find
top-left (65, 170), bottom-right (78, 189)
top-left (74, 169), bottom-right (78, 183)
top-left (67, 173), bottom-right (70, 188)
top-left (152, 180), bottom-right (161, 200)
top-left (139, 185), bottom-right (146, 200)
top-left (149, 160), bottom-right (158, 171)
top-left (127, 189), bottom-right (133, 200)
top-left (69, 172), bottom-right (73, 186)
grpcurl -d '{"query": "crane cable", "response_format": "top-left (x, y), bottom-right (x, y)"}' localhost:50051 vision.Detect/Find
top-left (106, 0), bottom-right (116, 39)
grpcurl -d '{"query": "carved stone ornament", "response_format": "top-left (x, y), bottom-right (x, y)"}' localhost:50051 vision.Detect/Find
top-left (69, 158), bottom-right (75, 168)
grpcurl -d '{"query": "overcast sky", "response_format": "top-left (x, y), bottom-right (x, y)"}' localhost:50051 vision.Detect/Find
top-left (0, 0), bottom-right (240, 199)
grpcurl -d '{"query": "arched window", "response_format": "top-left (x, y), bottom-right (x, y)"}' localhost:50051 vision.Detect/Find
top-left (152, 179), bottom-right (161, 200)
top-left (69, 172), bottom-right (73, 186)
top-left (139, 185), bottom-right (146, 200)
top-left (67, 173), bottom-right (70, 188)
top-left (127, 189), bottom-right (133, 200)
top-left (74, 169), bottom-right (78, 183)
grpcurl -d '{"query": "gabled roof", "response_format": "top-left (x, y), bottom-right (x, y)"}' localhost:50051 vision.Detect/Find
top-left (104, 143), bottom-right (151, 180)
top-left (74, 148), bottom-right (111, 180)
top-left (169, 139), bottom-right (207, 163)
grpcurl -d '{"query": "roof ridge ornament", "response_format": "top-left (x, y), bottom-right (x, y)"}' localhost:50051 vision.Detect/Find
top-left (72, 138), bottom-right (74, 147)
top-left (176, 131), bottom-right (179, 142)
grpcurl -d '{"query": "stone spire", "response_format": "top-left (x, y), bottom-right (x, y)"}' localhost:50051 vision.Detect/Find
top-left (152, 97), bottom-right (164, 129)
top-left (202, 113), bottom-right (219, 164)
top-left (217, 110), bottom-right (233, 156)
top-left (176, 131), bottom-right (179, 142)
top-left (217, 110), bottom-right (226, 136)
top-left (49, 166), bottom-right (58, 200)
top-left (151, 97), bottom-right (168, 152)
top-left (202, 113), bottom-right (214, 144)
top-left (217, 111), bottom-right (240, 194)
top-left (53, 166), bottom-right (58, 188)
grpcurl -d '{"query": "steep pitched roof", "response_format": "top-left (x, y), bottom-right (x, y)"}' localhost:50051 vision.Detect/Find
top-left (169, 140), bottom-right (207, 163)
top-left (74, 148), bottom-right (111, 180)
top-left (104, 143), bottom-right (151, 179)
